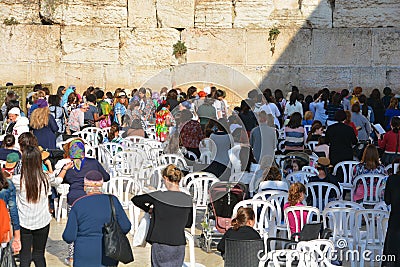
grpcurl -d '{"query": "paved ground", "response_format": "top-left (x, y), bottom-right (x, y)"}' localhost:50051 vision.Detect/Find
top-left (45, 218), bottom-right (224, 267)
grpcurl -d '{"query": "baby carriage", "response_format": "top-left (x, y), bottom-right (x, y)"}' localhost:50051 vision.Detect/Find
top-left (280, 152), bottom-right (310, 179)
top-left (199, 182), bottom-right (246, 252)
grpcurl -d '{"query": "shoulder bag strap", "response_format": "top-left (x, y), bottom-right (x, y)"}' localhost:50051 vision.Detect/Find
top-left (108, 195), bottom-right (116, 222)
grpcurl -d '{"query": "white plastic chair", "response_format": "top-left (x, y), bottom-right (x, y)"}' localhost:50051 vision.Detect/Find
top-left (351, 174), bottom-right (387, 206)
top-left (353, 209), bottom-right (389, 267)
top-left (73, 131), bottom-right (97, 147)
top-left (232, 199), bottom-right (277, 238)
top-left (228, 145), bottom-right (242, 173)
top-left (324, 200), bottom-right (364, 210)
top-left (149, 148), bottom-right (164, 165)
top-left (267, 192), bottom-right (289, 237)
top-left (103, 176), bottom-right (142, 234)
top-left (304, 125), bottom-right (312, 136)
top-left (306, 182), bottom-right (341, 211)
top-left (284, 206), bottom-right (321, 240)
top-left (149, 164), bottom-right (169, 190)
top-left (125, 135), bottom-right (146, 143)
top-left (55, 184), bottom-right (70, 222)
top-left (252, 190), bottom-right (283, 201)
top-left (186, 177), bottom-right (220, 235)
top-left (143, 139), bottom-right (164, 149)
top-left (301, 166), bottom-right (318, 175)
top-left (0, 160), bottom-right (6, 169)
top-left (257, 180), bottom-right (289, 193)
top-left (373, 201), bottom-right (391, 212)
top-left (332, 160), bottom-right (359, 195)
top-left (305, 141), bottom-right (319, 152)
top-left (113, 151), bottom-right (144, 178)
top-left (119, 139), bottom-right (135, 149)
top-left (180, 172), bottom-right (217, 188)
top-left (286, 171), bottom-right (314, 184)
top-left (296, 239), bottom-right (336, 267)
top-left (183, 231), bottom-right (206, 267)
top-left (160, 154), bottom-right (188, 170)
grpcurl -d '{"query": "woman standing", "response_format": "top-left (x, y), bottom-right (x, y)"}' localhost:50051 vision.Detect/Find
top-left (48, 95), bottom-right (67, 140)
top-left (68, 104), bottom-right (89, 134)
top-left (378, 117), bottom-right (400, 166)
top-left (132, 164), bottom-right (193, 267)
top-left (63, 171), bottom-right (131, 267)
top-left (113, 91), bottom-right (128, 126)
top-left (12, 146), bottom-right (51, 267)
top-left (284, 91), bottom-right (303, 119)
top-left (309, 91), bottom-right (328, 126)
top-left (156, 102), bottom-right (173, 142)
top-left (30, 99), bottom-right (59, 149)
top-left (384, 97), bottom-right (400, 130)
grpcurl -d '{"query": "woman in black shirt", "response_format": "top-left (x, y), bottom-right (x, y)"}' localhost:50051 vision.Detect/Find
top-left (132, 164), bottom-right (193, 267)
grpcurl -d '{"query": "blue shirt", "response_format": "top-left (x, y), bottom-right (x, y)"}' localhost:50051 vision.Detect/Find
top-left (113, 102), bottom-right (126, 125)
top-left (0, 179), bottom-right (20, 230)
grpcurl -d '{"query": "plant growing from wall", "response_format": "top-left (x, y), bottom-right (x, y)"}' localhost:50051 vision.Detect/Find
top-left (268, 27), bottom-right (280, 55)
top-left (4, 17), bottom-right (19, 25)
top-left (173, 40), bottom-right (187, 58)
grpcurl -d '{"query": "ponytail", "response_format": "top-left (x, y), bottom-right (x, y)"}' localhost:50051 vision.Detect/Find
top-left (231, 207), bottom-right (255, 230)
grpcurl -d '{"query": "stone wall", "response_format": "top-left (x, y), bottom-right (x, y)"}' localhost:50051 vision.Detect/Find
top-left (0, 0), bottom-right (399, 97)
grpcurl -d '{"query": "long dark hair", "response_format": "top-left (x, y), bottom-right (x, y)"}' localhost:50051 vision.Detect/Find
top-left (0, 170), bottom-right (8, 191)
top-left (231, 207), bottom-right (255, 230)
top-left (287, 112), bottom-right (302, 129)
top-left (20, 146), bottom-right (48, 203)
top-left (289, 91), bottom-right (299, 105)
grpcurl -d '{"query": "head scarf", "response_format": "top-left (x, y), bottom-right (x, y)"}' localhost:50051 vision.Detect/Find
top-left (69, 139), bottom-right (85, 170)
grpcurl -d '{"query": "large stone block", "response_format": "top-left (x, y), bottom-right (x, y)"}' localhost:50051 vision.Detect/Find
top-left (119, 28), bottom-right (180, 66)
top-left (0, 0), bottom-right (40, 24)
top-left (61, 26), bottom-right (120, 63)
top-left (385, 68), bottom-right (400, 91)
top-left (194, 0), bottom-right (233, 28)
top-left (62, 63), bottom-right (106, 91)
top-left (234, 0), bottom-right (332, 29)
top-left (311, 29), bottom-right (372, 66)
top-left (246, 29), bottom-right (311, 65)
top-left (182, 29), bottom-right (246, 64)
top-left (128, 0), bottom-right (157, 28)
top-left (105, 65), bottom-right (136, 89)
top-left (156, 0), bottom-right (195, 28)
top-left (0, 63), bottom-right (29, 86)
top-left (40, 0), bottom-right (127, 26)
top-left (0, 25), bottom-right (60, 63)
top-left (333, 0), bottom-right (400, 28)
top-left (372, 29), bottom-right (400, 66)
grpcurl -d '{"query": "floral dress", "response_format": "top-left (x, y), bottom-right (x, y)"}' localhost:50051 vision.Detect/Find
top-left (156, 107), bottom-right (173, 142)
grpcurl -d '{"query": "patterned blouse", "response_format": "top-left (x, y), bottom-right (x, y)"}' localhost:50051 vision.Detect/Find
top-left (156, 107), bottom-right (173, 142)
top-left (179, 120), bottom-right (205, 148)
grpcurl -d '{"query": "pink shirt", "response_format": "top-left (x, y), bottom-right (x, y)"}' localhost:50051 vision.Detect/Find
top-left (284, 202), bottom-right (308, 236)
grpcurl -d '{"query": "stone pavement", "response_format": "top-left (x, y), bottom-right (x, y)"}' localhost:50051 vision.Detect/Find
top-left (45, 218), bottom-right (223, 267)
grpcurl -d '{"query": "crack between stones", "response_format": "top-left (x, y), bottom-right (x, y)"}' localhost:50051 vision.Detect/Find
top-left (232, 0), bottom-right (236, 28)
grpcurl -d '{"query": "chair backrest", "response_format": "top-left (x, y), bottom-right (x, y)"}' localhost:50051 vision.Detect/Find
top-left (232, 200), bottom-right (277, 237)
top-left (0, 160), bottom-right (6, 169)
top-left (286, 171), bottom-right (313, 184)
top-left (322, 207), bottom-right (356, 246)
top-left (252, 190), bottom-right (284, 201)
top-left (84, 145), bottom-right (96, 158)
top-left (125, 135), bottom-right (145, 143)
top-left (100, 143), bottom-right (124, 157)
top-left (81, 127), bottom-right (101, 134)
top-left (306, 182), bottom-right (341, 211)
top-left (267, 192), bottom-right (289, 230)
top-left (149, 148), bottom-right (164, 165)
top-left (258, 180), bottom-right (289, 192)
top-left (351, 174), bottom-right (387, 205)
top-left (301, 166), bottom-right (319, 175)
top-left (305, 141), bottom-right (319, 152)
top-left (373, 201), bottom-right (391, 212)
top-left (160, 154), bottom-right (188, 170)
top-left (274, 155), bottom-right (286, 169)
top-left (353, 209), bottom-right (389, 248)
top-left (224, 238), bottom-right (264, 267)
top-left (143, 139), bottom-right (164, 149)
top-left (73, 131), bottom-right (97, 147)
top-left (296, 239), bottom-right (335, 267)
top-left (119, 139), bottom-right (135, 149)
top-left (103, 176), bottom-right (142, 208)
top-left (180, 172), bottom-right (217, 188)
top-left (150, 164), bottom-right (169, 190)
top-left (186, 177), bottom-right (220, 208)
top-left (113, 151), bottom-right (144, 176)
top-left (284, 206), bottom-right (321, 239)
top-left (304, 125), bottom-right (312, 136)
top-left (324, 200), bottom-right (364, 210)
top-left (185, 151), bottom-right (198, 161)
top-left (332, 160), bottom-right (359, 184)
top-left (132, 143), bottom-right (153, 160)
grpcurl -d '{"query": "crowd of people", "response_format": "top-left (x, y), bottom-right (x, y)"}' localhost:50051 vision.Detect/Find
top-left (0, 82), bottom-right (399, 267)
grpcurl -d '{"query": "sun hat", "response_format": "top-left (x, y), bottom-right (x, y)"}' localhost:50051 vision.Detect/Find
top-left (38, 146), bottom-right (50, 160)
top-left (5, 152), bottom-right (20, 169)
top-left (8, 107), bottom-right (20, 116)
top-left (316, 157), bottom-right (331, 168)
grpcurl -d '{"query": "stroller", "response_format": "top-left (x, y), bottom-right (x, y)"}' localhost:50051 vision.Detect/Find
top-left (199, 182), bottom-right (246, 252)
top-left (280, 152), bottom-right (310, 179)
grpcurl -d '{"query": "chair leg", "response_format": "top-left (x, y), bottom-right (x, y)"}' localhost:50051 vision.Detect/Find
top-left (191, 204), bottom-right (196, 236)
top-left (54, 198), bottom-right (59, 222)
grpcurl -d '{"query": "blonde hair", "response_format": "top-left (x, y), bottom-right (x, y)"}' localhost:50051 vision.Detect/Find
top-left (288, 182), bottom-right (306, 206)
top-left (304, 111), bottom-right (313, 121)
top-left (162, 164), bottom-right (182, 183)
top-left (30, 107), bottom-right (50, 129)
top-left (231, 207), bottom-right (255, 230)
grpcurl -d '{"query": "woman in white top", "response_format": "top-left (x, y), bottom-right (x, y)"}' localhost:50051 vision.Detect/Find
top-left (260, 94), bottom-right (281, 128)
top-left (12, 146), bottom-right (51, 267)
top-left (284, 92), bottom-right (303, 119)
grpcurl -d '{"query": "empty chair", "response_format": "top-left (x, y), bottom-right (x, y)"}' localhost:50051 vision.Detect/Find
top-left (252, 190), bottom-right (283, 201)
top-left (183, 231), bottom-right (206, 267)
top-left (351, 174), bottom-right (386, 206)
top-left (113, 151), bottom-right (144, 178)
top-left (267, 192), bottom-right (289, 237)
top-left (160, 154), bottom-right (188, 170)
top-left (332, 160), bottom-right (359, 194)
top-left (73, 131), bottom-right (97, 147)
top-left (306, 182), bottom-right (341, 211)
top-left (296, 239), bottom-right (336, 267)
top-left (324, 200), bottom-right (364, 210)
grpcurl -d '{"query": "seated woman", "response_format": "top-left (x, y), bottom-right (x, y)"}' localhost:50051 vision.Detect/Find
top-left (306, 123), bottom-right (324, 143)
top-left (217, 207), bottom-right (261, 257)
top-left (0, 134), bottom-right (21, 160)
top-left (284, 112), bottom-right (305, 153)
top-left (258, 166), bottom-right (289, 192)
top-left (314, 136), bottom-right (330, 158)
top-left (352, 144), bottom-right (387, 203)
top-left (103, 124), bottom-right (123, 144)
top-left (284, 182), bottom-right (307, 236)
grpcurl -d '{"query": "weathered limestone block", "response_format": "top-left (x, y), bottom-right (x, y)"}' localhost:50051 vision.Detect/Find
top-left (182, 29), bottom-right (246, 64)
top-left (0, 63), bottom-right (29, 85)
top-left (195, 0), bottom-right (233, 28)
top-left (128, 0), bottom-right (157, 28)
top-left (246, 29), bottom-right (311, 65)
top-left (119, 28), bottom-right (180, 66)
top-left (0, 25), bottom-right (60, 63)
top-left (105, 65), bottom-right (136, 89)
top-left (61, 26), bottom-right (120, 63)
top-left (311, 29), bottom-right (372, 66)
top-left (372, 29), bottom-right (400, 66)
top-left (155, 0), bottom-right (195, 28)
top-left (350, 67), bottom-right (386, 89)
top-left (385, 68), bottom-right (400, 90)
top-left (0, 0), bottom-right (40, 24)
top-left (333, 0), bottom-right (400, 28)
top-left (136, 66), bottom-right (174, 89)
top-left (234, 0), bottom-right (332, 29)
top-left (40, 0), bottom-right (127, 26)
top-left (62, 63), bottom-right (106, 90)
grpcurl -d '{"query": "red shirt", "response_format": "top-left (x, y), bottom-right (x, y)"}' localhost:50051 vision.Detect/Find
top-left (379, 130), bottom-right (400, 153)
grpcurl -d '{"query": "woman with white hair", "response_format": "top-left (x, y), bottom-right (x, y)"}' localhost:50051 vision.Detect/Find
top-left (4, 107), bottom-right (29, 146)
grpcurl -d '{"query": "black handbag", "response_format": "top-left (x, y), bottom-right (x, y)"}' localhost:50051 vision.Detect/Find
top-left (103, 195), bottom-right (134, 264)
top-left (0, 243), bottom-right (17, 267)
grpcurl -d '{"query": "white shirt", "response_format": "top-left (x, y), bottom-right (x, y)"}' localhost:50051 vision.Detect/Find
top-left (12, 174), bottom-right (52, 230)
top-left (260, 103), bottom-right (281, 127)
top-left (284, 101), bottom-right (303, 118)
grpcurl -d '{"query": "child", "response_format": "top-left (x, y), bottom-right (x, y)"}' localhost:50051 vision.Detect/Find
top-left (2, 152), bottom-right (20, 178)
top-left (284, 182), bottom-right (308, 236)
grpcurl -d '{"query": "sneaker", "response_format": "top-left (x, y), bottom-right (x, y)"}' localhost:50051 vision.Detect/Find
top-left (64, 257), bottom-right (73, 266)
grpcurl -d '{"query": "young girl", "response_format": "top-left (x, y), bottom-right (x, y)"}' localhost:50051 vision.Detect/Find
top-left (217, 207), bottom-right (261, 257)
top-left (284, 182), bottom-right (308, 236)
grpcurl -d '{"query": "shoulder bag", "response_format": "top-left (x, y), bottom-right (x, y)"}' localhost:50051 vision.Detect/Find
top-left (103, 195), bottom-right (134, 264)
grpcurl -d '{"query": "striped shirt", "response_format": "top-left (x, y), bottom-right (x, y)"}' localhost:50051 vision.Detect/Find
top-left (285, 126), bottom-right (305, 151)
top-left (12, 174), bottom-right (52, 230)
